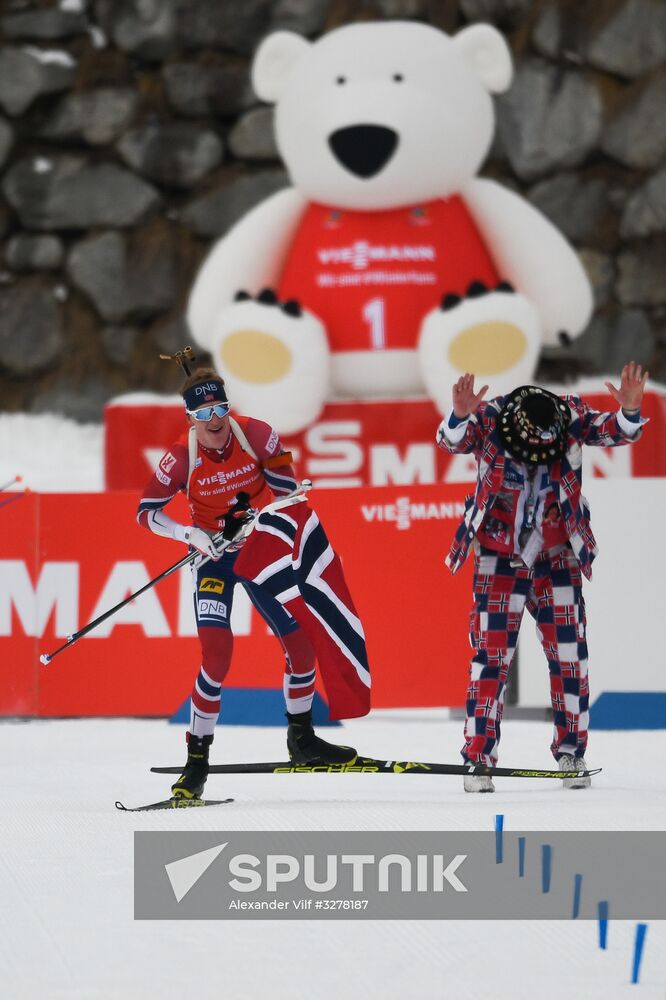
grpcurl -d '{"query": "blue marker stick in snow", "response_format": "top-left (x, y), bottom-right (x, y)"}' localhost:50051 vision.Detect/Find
top-left (541, 844), bottom-right (552, 893)
top-left (494, 814), bottom-right (504, 864)
top-left (631, 923), bottom-right (648, 984)
top-left (572, 873), bottom-right (583, 919)
top-left (598, 901), bottom-right (609, 949)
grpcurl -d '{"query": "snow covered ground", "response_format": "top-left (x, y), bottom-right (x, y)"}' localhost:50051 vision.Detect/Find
top-left (2, 712), bottom-right (665, 1000)
top-left (0, 413), bottom-right (104, 492)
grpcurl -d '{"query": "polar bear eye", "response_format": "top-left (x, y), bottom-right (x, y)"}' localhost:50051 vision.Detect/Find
top-left (393, 73), bottom-right (404, 82)
top-left (336, 75), bottom-right (347, 84)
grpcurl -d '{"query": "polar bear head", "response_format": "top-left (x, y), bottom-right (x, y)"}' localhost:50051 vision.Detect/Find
top-left (253, 20), bottom-right (512, 211)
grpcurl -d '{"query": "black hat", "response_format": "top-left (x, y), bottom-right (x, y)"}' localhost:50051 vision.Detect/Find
top-left (497, 385), bottom-right (570, 464)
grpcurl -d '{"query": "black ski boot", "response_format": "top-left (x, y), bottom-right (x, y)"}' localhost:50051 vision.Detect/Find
top-left (286, 710), bottom-right (357, 765)
top-left (171, 733), bottom-right (213, 799)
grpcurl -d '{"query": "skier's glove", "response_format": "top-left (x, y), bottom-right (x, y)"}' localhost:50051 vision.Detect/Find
top-left (184, 526), bottom-right (223, 560)
top-left (222, 491), bottom-right (256, 541)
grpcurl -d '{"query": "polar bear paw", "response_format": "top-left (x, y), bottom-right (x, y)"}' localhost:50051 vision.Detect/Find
top-left (417, 281), bottom-right (542, 413)
top-left (208, 288), bottom-right (330, 434)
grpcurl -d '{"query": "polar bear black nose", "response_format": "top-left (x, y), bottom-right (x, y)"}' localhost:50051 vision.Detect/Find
top-left (328, 125), bottom-right (399, 178)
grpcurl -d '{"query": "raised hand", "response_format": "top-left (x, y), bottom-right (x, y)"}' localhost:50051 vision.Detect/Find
top-left (452, 373), bottom-right (489, 419)
top-left (604, 361), bottom-right (649, 413)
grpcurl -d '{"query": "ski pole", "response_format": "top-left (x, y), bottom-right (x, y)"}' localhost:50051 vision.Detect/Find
top-left (40, 544), bottom-right (214, 665)
top-left (39, 481), bottom-right (312, 665)
top-left (0, 474), bottom-right (22, 493)
top-left (0, 487), bottom-right (30, 511)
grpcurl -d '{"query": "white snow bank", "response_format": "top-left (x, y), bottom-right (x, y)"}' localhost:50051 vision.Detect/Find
top-left (0, 413), bottom-right (103, 492)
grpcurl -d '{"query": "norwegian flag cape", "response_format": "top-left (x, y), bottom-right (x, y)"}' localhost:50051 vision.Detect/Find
top-left (234, 501), bottom-right (371, 720)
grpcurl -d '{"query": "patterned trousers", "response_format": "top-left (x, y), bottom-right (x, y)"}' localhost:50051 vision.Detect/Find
top-left (462, 545), bottom-right (589, 765)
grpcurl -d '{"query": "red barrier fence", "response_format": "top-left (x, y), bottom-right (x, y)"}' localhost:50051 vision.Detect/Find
top-left (105, 392), bottom-right (666, 492)
top-left (0, 485), bottom-right (473, 717)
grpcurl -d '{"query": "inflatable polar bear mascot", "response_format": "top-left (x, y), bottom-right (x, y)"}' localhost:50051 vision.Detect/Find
top-left (188, 20), bottom-right (593, 435)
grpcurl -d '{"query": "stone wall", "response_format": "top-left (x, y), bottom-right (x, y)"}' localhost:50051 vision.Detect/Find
top-left (0, 0), bottom-right (664, 420)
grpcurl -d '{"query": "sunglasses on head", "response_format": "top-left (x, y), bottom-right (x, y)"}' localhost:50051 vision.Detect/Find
top-left (187, 403), bottom-right (230, 421)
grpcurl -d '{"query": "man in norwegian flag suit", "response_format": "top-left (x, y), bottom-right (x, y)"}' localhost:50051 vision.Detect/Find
top-left (437, 363), bottom-right (648, 792)
top-left (138, 367), bottom-right (370, 800)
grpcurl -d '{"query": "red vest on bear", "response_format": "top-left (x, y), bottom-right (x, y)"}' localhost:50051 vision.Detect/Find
top-left (278, 197), bottom-right (500, 351)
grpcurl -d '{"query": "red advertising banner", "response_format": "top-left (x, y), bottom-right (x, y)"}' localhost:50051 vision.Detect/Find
top-left (0, 485), bottom-right (473, 718)
top-left (105, 391), bottom-right (666, 492)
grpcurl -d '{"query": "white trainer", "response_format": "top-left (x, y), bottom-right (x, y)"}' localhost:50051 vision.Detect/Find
top-left (559, 754), bottom-right (591, 789)
top-left (463, 772), bottom-right (495, 793)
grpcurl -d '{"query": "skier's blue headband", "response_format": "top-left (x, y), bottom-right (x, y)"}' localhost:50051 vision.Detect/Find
top-left (182, 379), bottom-right (228, 413)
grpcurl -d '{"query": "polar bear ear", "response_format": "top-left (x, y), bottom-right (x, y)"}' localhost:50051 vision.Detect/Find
top-left (453, 24), bottom-right (513, 94)
top-left (252, 31), bottom-right (311, 103)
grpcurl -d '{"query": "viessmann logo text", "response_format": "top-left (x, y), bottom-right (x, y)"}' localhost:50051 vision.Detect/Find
top-left (361, 496), bottom-right (466, 531)
top-left (0, 559), bottom-right (209, 639)
top-left (197, 463), bottom-right (255, 487)
top-left (317, 241), bottom-right (435, 270)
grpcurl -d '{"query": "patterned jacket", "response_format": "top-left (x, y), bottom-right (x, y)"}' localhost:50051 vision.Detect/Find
top-left (437, 395), bottom-right (645, 580)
